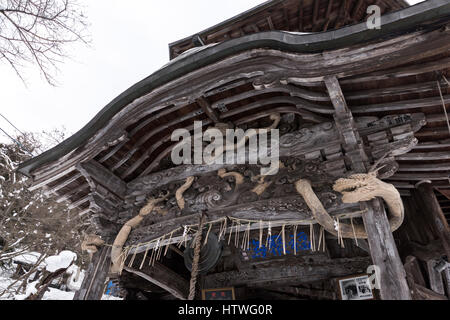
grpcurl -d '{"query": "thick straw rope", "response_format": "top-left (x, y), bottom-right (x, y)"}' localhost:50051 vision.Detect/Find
top-left (188, 214), bottom-right (205, 300)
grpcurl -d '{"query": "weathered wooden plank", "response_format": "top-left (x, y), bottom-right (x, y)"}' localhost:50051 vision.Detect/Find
top-left (196, 97), bottom-right (220, 123)
top-left (204, 257), bottom-right (371, 288)
top-left (346, 81), bottom-right (445, 101)
top-left (123, 263), bottom-right (188, 300)
top-left (325, 75), bottom-right (411, 300)
top-left (364, 199), bottom-right (412, 299)
top-left (43, 172), bottom-right (83, 196)
top-left (56, 183), bottom-right (90, 203)
top-left (341, 57), bottom-right (450, 85)
top-left (68, 195), bottom-right (90, 210)
top-left (73, 246), bottom-right (111, 300)
top-left (29, 166), bottom-right (77, 191)
top-left (397, 152), bottom-right (450, 161)
top-left (351, 95), bottom-right (450, 114)
top-left (397, 164), bottom-right (450, 172)
top-left (414, 182), bottom-right (450, 259)
top-left (426, 260), bottom-right (445, 296)
top-left (386, 173), bottom-right (450, 181)
top-left (77, 160), bottom-right (127, 199)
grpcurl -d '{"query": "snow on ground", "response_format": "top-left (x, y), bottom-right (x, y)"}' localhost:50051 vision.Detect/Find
top-left (1, 275), bottom-right (122, 300)
top-left (13, 252), bottom-right (43, 266)
top-left (1, 250), bottom-right (122, 300)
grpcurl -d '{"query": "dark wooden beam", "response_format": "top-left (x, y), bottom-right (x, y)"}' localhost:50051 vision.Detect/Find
top-left (56, 183), bottom-right (90, 203)
top-left (312, 0), bottom-right (320, 24)
top-left (298, 0), bottom-right (304, 31)
top-left (397, 164), bottom-right (450, 172)
top-left (414, 182), bottom-right (450, 259)
top-left (196, 97), bottom-right (220, 123)
top-left (397, 152), bottom-right (450, 161)
top-left (324, 75), bottom-right (411, 300)
top-left (386, 173), bottom-right (450, 181)
top-left (43, 172), bottom-right (83, 196)
top-left (352, 0), bottom-right (364, 20)
top-left (74, 246), bottom-right (111, 300)
top-left (351, 95), bottom-right (450, 114)
top-left (123, 263), bottom-right (188, 300)
top-left (341, 57), bottom-right (450, 85)
top-left (77, 159), bottom-right (127, 199)
top-left (204, 257), bottom-right (371, 288)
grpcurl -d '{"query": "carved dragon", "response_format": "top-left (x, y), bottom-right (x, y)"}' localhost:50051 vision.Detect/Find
top-left (110, 192), bottom-right (169, 275)
top-left (295, 172), bottom-right (404, 239)
top-left (204, 113), bottom-right (281, 164)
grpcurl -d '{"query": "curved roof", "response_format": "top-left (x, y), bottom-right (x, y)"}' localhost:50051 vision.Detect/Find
top-left (168, 0), bottom-right (409, 59)
top-left (17, 0), bottom-right (450, 178)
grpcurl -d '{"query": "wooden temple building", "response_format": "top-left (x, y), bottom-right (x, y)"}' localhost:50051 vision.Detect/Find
top-left (18, 0), bottom-right (450, 300)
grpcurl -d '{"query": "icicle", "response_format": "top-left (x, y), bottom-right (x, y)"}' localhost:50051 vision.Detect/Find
top-left (164, 231), bottom-right (174, 257)
top-left (259, 220), bottom-right (263, 248)
top-left (293, 225), bottom-right (298, 256)
top-left (310, 224), bottom-right (315, 252)
top-left (204, 223), bottom-right (212, 246)
top-left (228, 220), bottom-right (235, 245)
top-left (335, 218), bottom-right (340, 246)
top-left (336, 217), bottom-right (345, 248)
top-left (318, 225), bottom-right (323, 252)
top-left (437, 80), bottom-right (450, 136)
top-left (156, 237), bottom-right (163, 261)
top-left (139, 243), bottom-right (151, 270)
top-left (240, 224), bottom-right (247, 249)
top-left (267, 222), bottom-right (272, 249)
top-left (235, 221), bottom-right (240, 247)
top-left (220, 218), bottom-right (227, 241)
top-left (241, 222), bottom-right (250, 250)
top-left (148, 243), bottom-right (156, 267)
top-left (351, 217), bottom-right (358, 247)
top-left (128, 245), bottom-right (139, 268)
top-left (179, 225), bottom-right (188, 248)
top-left (322, 227), bottom-right (326, 252)
top-left (247, 223), bottom-right (251, 250)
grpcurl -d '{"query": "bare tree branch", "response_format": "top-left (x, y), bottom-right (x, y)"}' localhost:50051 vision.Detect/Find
top-left (0, 0), bottom-right (90, 85)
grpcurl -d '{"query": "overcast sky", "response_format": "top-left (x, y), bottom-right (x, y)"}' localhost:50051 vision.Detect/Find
top-left (0, 0), bottom-right (425, 146)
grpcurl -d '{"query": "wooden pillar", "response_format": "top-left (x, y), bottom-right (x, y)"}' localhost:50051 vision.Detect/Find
top-left (362, 199), bottom-right (411, 299)
top-left (415, 182), bottom-right (450, 259)
top-left (73, 245), bottom-right (111, 300)
top-left (324, 75), bottom-right (411, 300)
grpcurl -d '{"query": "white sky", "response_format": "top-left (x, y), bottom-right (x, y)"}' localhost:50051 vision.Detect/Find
top-left (0, 0), bottom-right (425, 145)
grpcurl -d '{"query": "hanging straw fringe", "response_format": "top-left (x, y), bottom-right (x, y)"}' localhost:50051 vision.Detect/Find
top-left (228, 219), bottom-right (235, 245)
top-left (128, 245), bottom-right (139, 268)
top-left (112, 211), bottom-right (370, 269)
top-left (164, 231), bottom-right (174, 257)
top-left (139, 243), bottom-right (151, 270)
top-left (203, 223), bottom-right (212, 246)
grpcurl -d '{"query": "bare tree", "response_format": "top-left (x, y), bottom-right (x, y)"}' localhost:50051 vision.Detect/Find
top-left (0, 129), bottom-right (89, 273)
top-left (0, 0), bottom-right (89, 85)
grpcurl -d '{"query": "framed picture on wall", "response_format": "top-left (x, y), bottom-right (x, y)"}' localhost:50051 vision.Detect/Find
top-left (202, 287), bottom-right (236, 300)
top-left (337, 274), bottom-right (374, 300)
